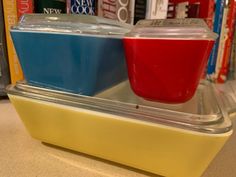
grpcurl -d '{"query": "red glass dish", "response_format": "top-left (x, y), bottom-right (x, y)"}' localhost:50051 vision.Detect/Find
top-left (123, 38), bottom-right (215, 103)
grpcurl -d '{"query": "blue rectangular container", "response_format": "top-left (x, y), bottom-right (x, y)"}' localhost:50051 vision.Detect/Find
top-left (10, 14), bottom-right (132, 95)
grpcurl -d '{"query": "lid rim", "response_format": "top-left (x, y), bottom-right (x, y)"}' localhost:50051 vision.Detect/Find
top-left (123, 36), bottom-right (217, 40)
top-left (10, 28), bottom-right (125, 39)
top-left (14, 14), bottom-right (133, 37)
top-left (6, 82), bottom-right (232, 134)
top-left (128, 18), bottom-right (218, 40)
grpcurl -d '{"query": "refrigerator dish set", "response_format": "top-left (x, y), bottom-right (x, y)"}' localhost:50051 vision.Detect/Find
top-left (10, 14), bottom-right (218, 103)
top-left (7, 14), bottom-right (236, 177)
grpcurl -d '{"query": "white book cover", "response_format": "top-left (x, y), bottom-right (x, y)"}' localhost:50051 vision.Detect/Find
top-left (146, 0), bottom-right (169, 19)
top-left (129, 0), bottom-right (135, 24)
top-left (175, 1), bottom-right (188, 19)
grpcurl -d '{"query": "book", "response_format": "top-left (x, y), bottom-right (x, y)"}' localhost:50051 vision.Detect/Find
top-left (34, 0), bottom-right (66, 14)
top-left (207, 0), bottom-right (225, 78)
top-left (68, 0), bottom-right (96, 15)
top-left (97, 0), bottom-right (135, 24)
top-left (227, 33), bottom-right (236, 80)
top-left (2, 0), bottom-right (24, 84)
top-left (187, 2), bottom-right (200, 18)
top-left (167, 2), bottom-right (176, 18)
top-left (175, 1), bottom-right (189, 18)
top-left (146, 0), bottom-right (169, 19)
top-left (0, 0), bottom-right (10, 95)
top-left (217, 0), bottom-right (236, 83)
top-left (214, 0), bottom-right (229, 82)
top-left (168, 0), bottom-right (214, 28)
top-left (16, 0), bottom-right (34, 19)
top-left (66, 0), bottom-right (70, 13)
top-left (231, 27), bottom-right (236, 80)
top-left (134, 0), bottom-right (147, 24)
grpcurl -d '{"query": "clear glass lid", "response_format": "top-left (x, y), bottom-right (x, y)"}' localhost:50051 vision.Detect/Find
top-left (7, 80), bottom-right (232, 134)
top-left (125, 18), bottom-right (218, 39)
top-left (11, 14), bottom-right (133, 37)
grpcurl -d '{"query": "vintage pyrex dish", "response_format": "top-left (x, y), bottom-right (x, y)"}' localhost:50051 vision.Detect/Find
top-left (123, 18), bottom-right (218, 103)
top-left (10, 14), bottom-right (131, 95)
top-left (7, 80), bottom-right (233, 177)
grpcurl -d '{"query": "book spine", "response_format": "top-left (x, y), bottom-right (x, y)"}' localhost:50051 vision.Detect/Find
top-left (175, 1), bottom-right (189, 18)
top-left (205, 0), bottom-right (215, 29)
top-left (2, 0), bottom-right (24, 84)
top-left (169, 1), bottom-right (201, 19)
top-left (232, 26), bottom-right (236, 79)
top-left (195, 0), bottom-right (214, 22)
top-left (134, 0), bottom-right (147, 24)
top-left (146, 0), bottom-right (169, 19)
top-left (16, 0), bottom-right (34, 19)
top-left (97, 0), bottom-right (116, 20)
top-left (66, 0), bottom-right (71, 13)
top-left (0, 0), bottom-right (10, 95)
top-left (227, 31), bottom-right (236, 80)
top-left (69, 0), bottom-right (96, 15)
top-left (34, 0), bottom-right (66, 14)
top-left (214, 1), bottom-right (229, 82)
top-left (168, 0), bottom-right (215, 28)
top-left (217, 0), bottom-right (236, 82)
top-left (129, 0), bottom-right (135, 24)
top-left (97, 0), bottom-right (135, 24)
top-left (167, 2), bottom-right (176, 18)
top-left (187, 2), bottom-right (200, 18)
top-left (206, 0), bottom-right (225, 78)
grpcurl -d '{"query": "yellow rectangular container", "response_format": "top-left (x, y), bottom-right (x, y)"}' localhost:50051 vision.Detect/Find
top-left (7, 81), bottom-right (233, 177)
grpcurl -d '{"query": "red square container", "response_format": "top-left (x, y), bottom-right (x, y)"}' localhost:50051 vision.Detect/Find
top-left (123, 18), bottom-right (217, 103)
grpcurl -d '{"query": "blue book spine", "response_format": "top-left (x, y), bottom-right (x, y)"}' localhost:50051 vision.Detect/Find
top-left (207, 0), bottom-right (225, 76)
top-left (70, 0), bottom-right (96, 15)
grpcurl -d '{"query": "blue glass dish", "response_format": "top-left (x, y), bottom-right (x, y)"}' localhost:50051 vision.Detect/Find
top-left (11, 14), bottom-right (132, 95)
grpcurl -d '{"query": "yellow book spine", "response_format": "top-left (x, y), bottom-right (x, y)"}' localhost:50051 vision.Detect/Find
top-left (2, 0), bottom-right (23, 84)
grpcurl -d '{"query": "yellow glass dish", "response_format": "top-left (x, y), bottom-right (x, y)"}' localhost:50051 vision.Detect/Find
top-left (7, 81), bottom-right (233, 177)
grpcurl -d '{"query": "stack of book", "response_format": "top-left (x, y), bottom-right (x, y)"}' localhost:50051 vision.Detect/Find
top-left (208, 0), bottom-right (236, 83)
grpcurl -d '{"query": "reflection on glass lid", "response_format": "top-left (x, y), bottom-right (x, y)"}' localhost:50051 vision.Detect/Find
top-left (11, 14), bottom-right (133, 36)
top-left (126, 18), bottom-right (218, 39)
top-left (6, 80), bottom-right (232, 134)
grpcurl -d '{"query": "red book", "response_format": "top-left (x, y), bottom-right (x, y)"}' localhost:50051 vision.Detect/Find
top-left (16, 0), bottom-right (34, 19)
top-left (168, 0), bottom-right (215, 28)
top-left (217, 0), bottom-right (236, 83)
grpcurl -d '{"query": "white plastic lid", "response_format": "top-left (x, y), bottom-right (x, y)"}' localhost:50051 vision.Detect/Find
top-left (125, 18), bottom-right (218, 39)
top-left (12, 14), bottom-right (133, 37)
